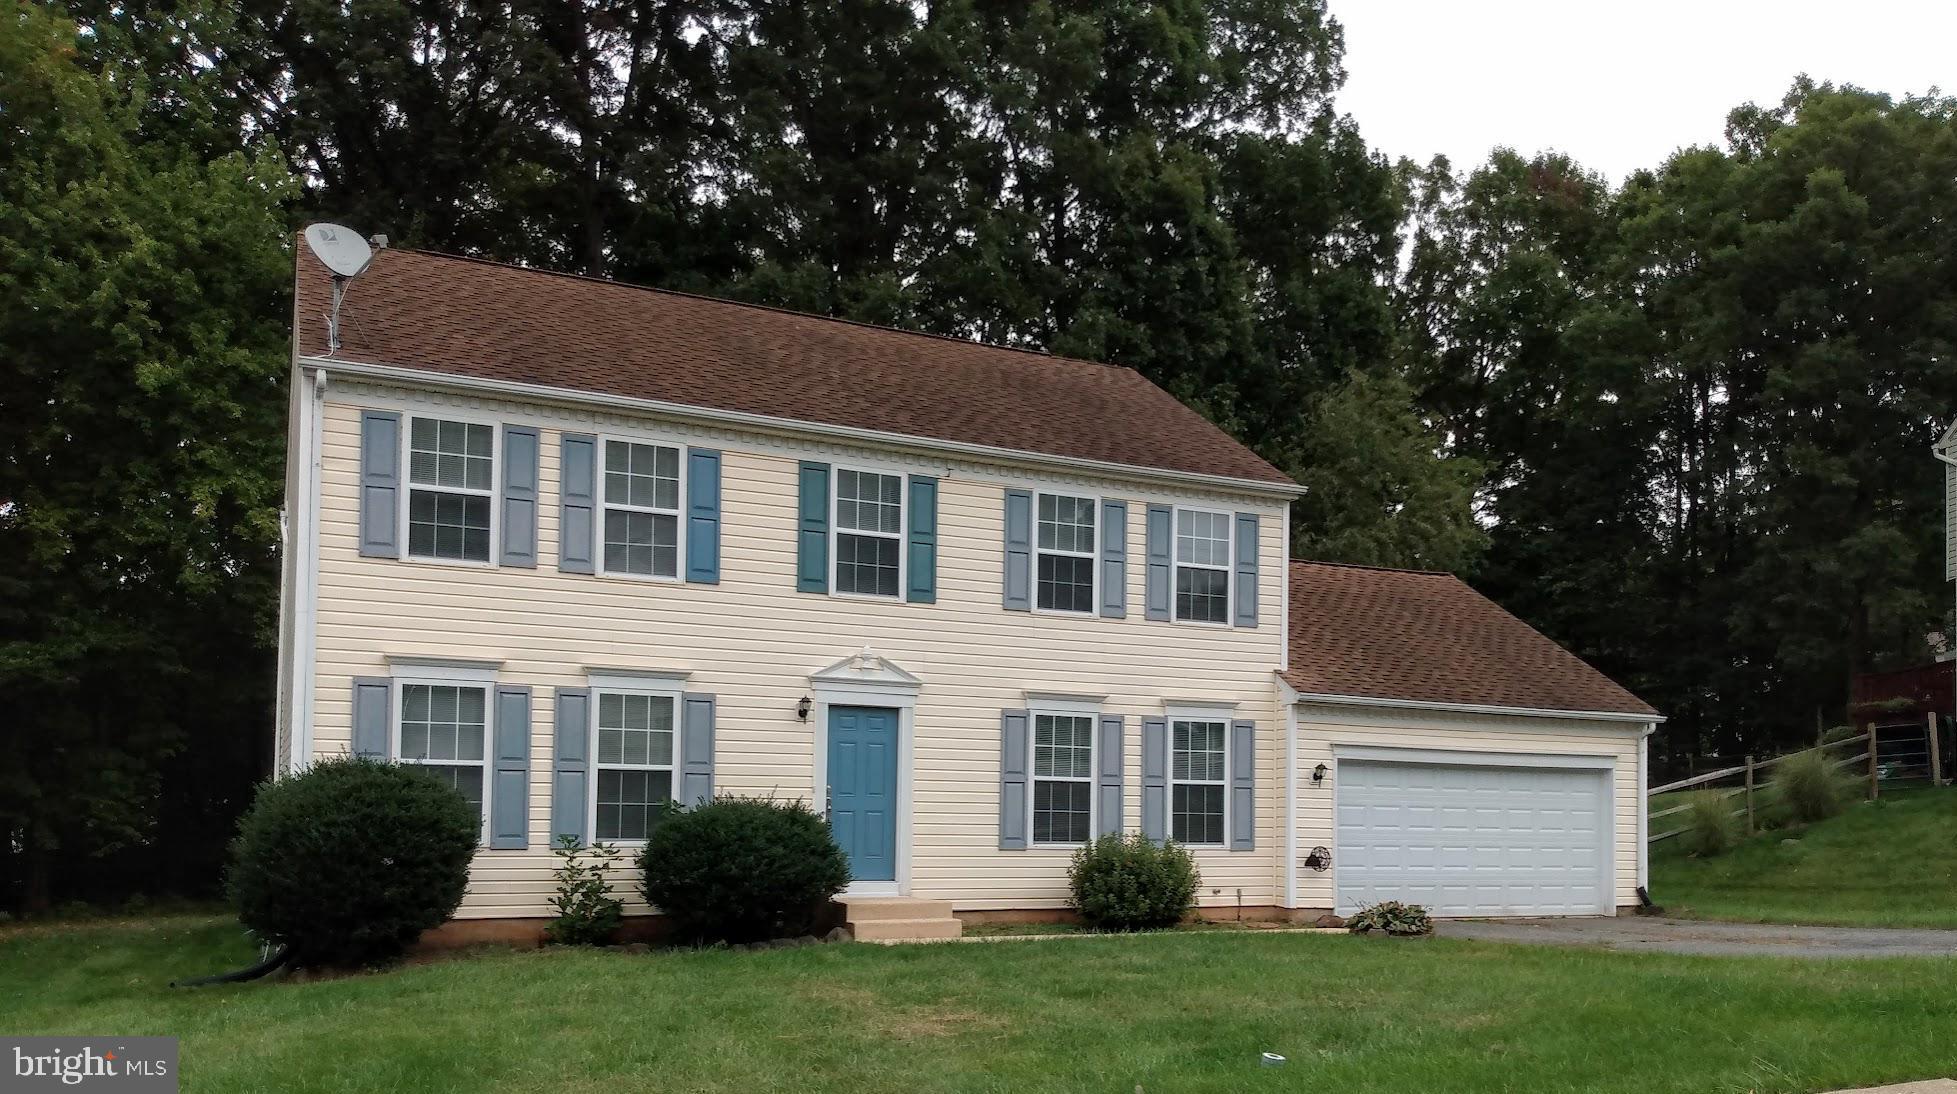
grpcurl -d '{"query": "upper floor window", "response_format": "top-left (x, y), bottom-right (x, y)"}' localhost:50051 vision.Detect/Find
top-left (1170, 718), bottom-right (1227, 845)
top-left (397, 682), bottom-right (488, 832)
top-left (1037, 493), bottom-right (1096, 613)
top-left (835, 468), bottom-right (903, 597)
top-left (1032, 712), bottom-right (1095, 844)
top-left (602, 439), bottom-right (681, 579)
top-left (407, 417), bottom-right (494, 562)
top-left (1174, 509), bottom-right (1231, 623)
top-left (593, 690), bottom-right (676, 841)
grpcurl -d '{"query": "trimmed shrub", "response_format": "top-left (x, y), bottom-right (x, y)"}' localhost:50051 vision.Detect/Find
top-left (1769, 748), bottom-right (1857, 826)
top-left (639, 796), bottom-right (849, 943)
top-left (1678, 789), bottom-right (1741, 856)
top-left (1348, 901), bottom-right (1432, 936)
top-left (1067, 834), bottom-right (1200, 931)
top-left (227, 757), bottom-right (478, 967)
top-left (544, 836), bottom-right (625, 946)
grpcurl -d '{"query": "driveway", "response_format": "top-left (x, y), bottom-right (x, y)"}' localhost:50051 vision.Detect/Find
top-left (1437, 916), bottom-right (1957, 958)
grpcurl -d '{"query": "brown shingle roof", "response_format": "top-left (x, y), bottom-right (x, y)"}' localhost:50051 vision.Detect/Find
top-left (295, 245), bottom-right (1295, 487)
top-left (1285, 560), bottom-right (1657, 717)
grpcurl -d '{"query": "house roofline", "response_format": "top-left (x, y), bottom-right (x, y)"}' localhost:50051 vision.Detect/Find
top-left (298, 355), bottom-right (1309, 500)
top-left (1286, 685), bottom-right (1663, 726)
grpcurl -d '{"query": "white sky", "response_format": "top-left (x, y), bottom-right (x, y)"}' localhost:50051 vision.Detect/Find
top-left (1334, 0), bottom-right (1956, 182)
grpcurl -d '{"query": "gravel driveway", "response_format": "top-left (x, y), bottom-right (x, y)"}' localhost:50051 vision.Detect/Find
top-left (1437, 916), bottom-right (1957, 958)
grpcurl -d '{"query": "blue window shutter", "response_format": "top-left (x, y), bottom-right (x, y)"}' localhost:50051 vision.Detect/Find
top-left (501, 426), bottom-right (539, 568)
top-left (559, 434), bottom-right (596, 574)
top-left (1002, 489), bottom-right (1032, 611)
top-left (1141, 716), bottom-right (1168, 843)
top-left (351, 677), bottom-right (391, 759)
top-left (797, 462), bottom-right (830, 593)
top-left (358, 411), bottom-right (401, 558)
top-left (680, 694), bottom-right (716, 807)
top-left (1097, 714), bottom-right (1125, 836)
top-left (1100, 500), bottom-right (1128, 619)
top-left (1144, 505), bottom-right (1172, 621)
top-left (1233, 512), bottom-right (1259, 628)
top-left (489, 685), bottom-right (531, 849)
top-left (907, 475), bottom-right (938, 604)
top-left (1230, 720), bottom-right (1256, 850)
top-left (686, 448), bottom-right (722, 584)
top-left (552, 688), bottom-right (590, 845)
top-left (999, 709), bottom-right (1030, 849)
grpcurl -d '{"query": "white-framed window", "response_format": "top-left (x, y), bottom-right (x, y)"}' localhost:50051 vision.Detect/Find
top-left (1036, 493), bottom-right (1097, 613)
top-left (1031, 712), bottom-right (1095, 845)
top-left (833, 467), bottom-right (903, 597)
top-left (601, 438), bottom-right (682, 579)
top-left (406, 417), bottom-right (495, 562)
top-left (1169, 718), bottom-right (1228, 845)
top-left (1174, 509), bottom-right (1231, 624)
top-left (396, 681), bottom-right (490, 834)
top-left (592, 690), bottom-right (677, 842)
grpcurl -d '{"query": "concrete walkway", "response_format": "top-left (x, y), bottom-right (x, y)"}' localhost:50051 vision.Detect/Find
top-left (1823, 1082), bottom-right (1957, 1094)
top-left (1437, 916), bottom-right (1957, 958)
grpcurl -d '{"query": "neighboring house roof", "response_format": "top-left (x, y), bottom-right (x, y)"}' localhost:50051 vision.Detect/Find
top-left (1284, 560), bottom-right (1658, 717)
top-left (294, 244), bottom-right (1295, 488)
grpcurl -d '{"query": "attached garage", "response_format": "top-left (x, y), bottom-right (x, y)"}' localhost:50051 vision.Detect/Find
top-left (1282, 561), bottom-right (1660, 919)
top-left (1333, 749), bottom-right (1613, 917)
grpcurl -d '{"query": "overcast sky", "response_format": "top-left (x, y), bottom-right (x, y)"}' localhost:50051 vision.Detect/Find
top-left (1334, 0), bottom-right (1956, 182)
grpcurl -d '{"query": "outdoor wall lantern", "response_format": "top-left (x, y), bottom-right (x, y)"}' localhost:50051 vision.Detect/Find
top-left (1311, 763), bottom-right (1328, 785)
top-left (796, 696), bottom-right (813, 722)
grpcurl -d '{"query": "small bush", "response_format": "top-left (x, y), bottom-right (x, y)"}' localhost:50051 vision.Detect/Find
top-left (1770, 749), bottom-right (1857, 826)
top-left (639, 796), bottom-right (849, 943)
top-left (1820, 724), bottom-right (1860, 745)
top-left (545, 836), bottom-right (625, 946)
top-left (1347, 901), bottom-right (1433, 936)
top-left (227, 757), bottom-right (478, 967)
top-left (1678, 789), bottom-right (1741, 856)
top-left (1067, 834), bottom-right (1200, 931)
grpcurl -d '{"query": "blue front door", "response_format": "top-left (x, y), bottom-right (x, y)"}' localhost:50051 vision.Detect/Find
top-left (828, 706), bottom-right (899, 883)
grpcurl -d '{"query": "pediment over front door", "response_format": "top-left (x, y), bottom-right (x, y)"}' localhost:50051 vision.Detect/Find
top-left (809, 647), bottom-right (922, 692)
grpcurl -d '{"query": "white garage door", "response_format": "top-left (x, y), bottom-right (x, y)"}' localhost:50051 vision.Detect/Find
top-left (1336, 756), bottom-right (1611, 917)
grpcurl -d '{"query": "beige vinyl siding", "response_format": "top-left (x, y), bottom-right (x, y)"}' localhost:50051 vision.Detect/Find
top-left (308, 385), bottom-right (1289, 917)
top-left (1291, 704), bottom-right (1644, 910)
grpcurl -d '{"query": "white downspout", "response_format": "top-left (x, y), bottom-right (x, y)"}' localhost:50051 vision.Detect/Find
top-left (293, 368), bottom-right (327, 771)
top-left (1281, 679), bottom-right (1300, 911)
top-left (1638, 722), bottom-right (1655, 893)
top-left (1934, 444), bottom-right (1957, 768)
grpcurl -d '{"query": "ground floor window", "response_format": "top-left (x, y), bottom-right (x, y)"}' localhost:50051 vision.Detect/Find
top-left (1032, 713), bottom-right (1094, 844)
top-left (1170, 718), bottom-right (1227, 845)
top-left (594, 691), bottom-right (676, 841)
top-left (398, 682), bottom-right (488, 823)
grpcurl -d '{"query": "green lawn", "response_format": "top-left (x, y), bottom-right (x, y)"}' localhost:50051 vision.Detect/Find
top-left (5, 916), bottom-right (1957, 1093)
top-left (1651, 786), bottom-right (1957, 929)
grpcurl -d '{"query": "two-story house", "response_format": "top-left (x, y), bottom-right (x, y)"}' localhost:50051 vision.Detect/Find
top-left (274, 235), bottom-right (1659, 942)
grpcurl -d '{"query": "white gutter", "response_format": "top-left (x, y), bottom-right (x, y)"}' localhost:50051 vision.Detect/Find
top-left (298, 355), bottom-right (1307, 502)
top-left (1290, 690), bottom-right (1664, 725)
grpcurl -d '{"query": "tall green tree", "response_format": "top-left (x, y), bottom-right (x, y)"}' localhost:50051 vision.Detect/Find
top-left (0, 1), bottom-right (293, 910)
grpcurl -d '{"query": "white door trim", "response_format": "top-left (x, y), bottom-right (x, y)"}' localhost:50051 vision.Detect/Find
top-left (809, 652), bottom-right (920, 898)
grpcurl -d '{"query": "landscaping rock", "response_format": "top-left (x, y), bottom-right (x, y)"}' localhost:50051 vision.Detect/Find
top-left (794, 935), bottom-right (820, 948)
top-left (1313, 914), bottom-right (1346, 929)
top-left (623, 943), bottom-right (651, 955)
top-left (824, 926), bottom-right (852, 944)
top-left (1782, 838), bottom-right (1801, 846)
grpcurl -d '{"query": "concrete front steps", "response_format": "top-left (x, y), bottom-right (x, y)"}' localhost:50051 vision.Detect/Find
top-left (842, 896), bottom-right (963, 942)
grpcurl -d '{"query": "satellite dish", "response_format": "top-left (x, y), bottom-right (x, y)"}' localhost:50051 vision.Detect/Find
top-left (304, 223), bottom-right (373, 278)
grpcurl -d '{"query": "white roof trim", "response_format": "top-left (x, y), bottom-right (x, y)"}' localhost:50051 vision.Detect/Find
top-left (1332, 743), bottom-right (1618, 770)
top-left (1290, 689), bottom-right (1663, 725)
top-left (299, 355), bottom-right (1305, 499)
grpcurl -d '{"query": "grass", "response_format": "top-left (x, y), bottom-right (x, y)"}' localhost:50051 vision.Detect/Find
top-left (1652, 785), bottom-right (1957, 929)
top-left (5, 916), bottom-right (1957, 1092)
